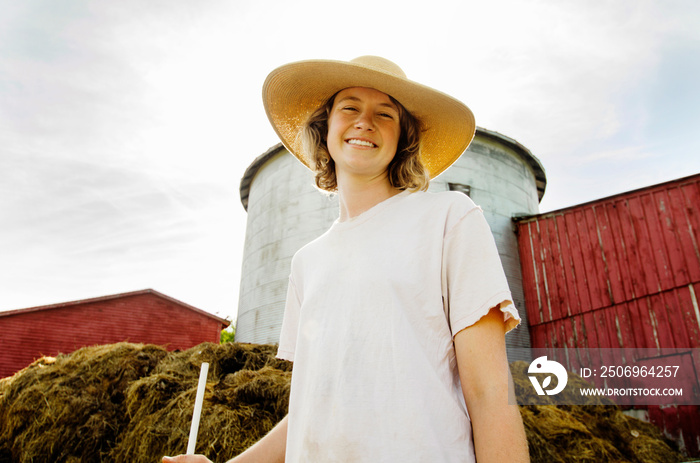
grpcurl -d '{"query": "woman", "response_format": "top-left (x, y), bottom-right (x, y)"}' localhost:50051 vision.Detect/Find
top-left (165, 56), bottom-right (529, 463)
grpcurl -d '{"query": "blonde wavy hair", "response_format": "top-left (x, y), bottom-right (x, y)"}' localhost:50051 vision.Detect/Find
top-left (301, 90), bottom-right (429, 192)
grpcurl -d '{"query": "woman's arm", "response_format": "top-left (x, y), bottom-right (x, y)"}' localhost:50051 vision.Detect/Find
top-left (453, 306), bottom-right (529, 462)
top-left (163, 414), bottom-right (288, 463)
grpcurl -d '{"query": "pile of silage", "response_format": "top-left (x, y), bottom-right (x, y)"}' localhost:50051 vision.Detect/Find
top-left (112, 342), bottom-right (291, 461)
top-left (0, 343), bottom-right (168, 462)
top-left (0, 343), bottom-right (686, 463)
top-left (510, 360), bottom-right (683, 463)
top-left (0, 342), bottom-right (291, 463)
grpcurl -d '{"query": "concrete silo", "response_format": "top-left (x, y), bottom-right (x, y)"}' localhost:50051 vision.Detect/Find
top-left (236, 128), bottom-right (546, 358)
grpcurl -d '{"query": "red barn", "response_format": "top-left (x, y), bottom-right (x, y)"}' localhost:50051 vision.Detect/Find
top-left (515, 173), bottom-right (700, 457)
top-left (0, 289), bottom-right (230, 378)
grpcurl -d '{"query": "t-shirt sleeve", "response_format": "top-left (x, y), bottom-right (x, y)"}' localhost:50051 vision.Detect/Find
top-left (442, 205), bottom-right (521, 337)
top-left (277, 276), bottom-right (301, 362)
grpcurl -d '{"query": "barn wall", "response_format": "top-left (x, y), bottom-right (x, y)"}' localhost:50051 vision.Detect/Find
top-left (516, 174), bottom-right (700, 350)
top-left (0, 292), bottom-right (226, 378)
top-left (515, 173), bottom-right (700, 457)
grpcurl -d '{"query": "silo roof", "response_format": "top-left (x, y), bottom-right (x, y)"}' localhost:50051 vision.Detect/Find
top-left (239, 143), bottom-right (287, 211)
top-left (475, 127), bottom-right (546, 201)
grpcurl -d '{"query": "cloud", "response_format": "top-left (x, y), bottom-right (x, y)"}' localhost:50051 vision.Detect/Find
top-left (575, 145), bottom-right (656, 164)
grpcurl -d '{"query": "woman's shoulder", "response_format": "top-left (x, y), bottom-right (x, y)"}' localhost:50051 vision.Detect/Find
top-left (408, 189), bottom-right (479, 214)
top-left (403, 190), bottom-right (483, 234)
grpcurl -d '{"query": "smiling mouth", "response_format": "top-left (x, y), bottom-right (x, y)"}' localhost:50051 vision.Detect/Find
top-left (346, 138), bottom-right (377, 148)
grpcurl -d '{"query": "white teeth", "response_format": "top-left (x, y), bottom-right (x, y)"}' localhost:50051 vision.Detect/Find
top-left (347, 139), bottom-right (376, 147)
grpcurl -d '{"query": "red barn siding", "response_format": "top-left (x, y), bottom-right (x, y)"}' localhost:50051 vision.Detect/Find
top-left (517, 174), bottom-right (700, 349)
top-left (516, 173), bottom-right (700, 457)
top-left (0, 289), bottom-right (229, 378)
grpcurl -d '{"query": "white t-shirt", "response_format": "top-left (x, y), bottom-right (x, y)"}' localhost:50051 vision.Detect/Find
top-left (277, 190), bottom-right (520, 462)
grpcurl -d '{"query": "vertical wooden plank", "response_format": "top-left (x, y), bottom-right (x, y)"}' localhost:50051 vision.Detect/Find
top-left (535, 324), bottom-right (553, 349)
top-left (614, 302), bottom-right (637, 347)
top-left (593, 309), bottom-right (613, 348)
top-left (529, 323), bottom-right (546, 348)
top-left (680, 283), bottom-right (700, 348)
top-left (583, 206), bottom-right (608, 310)
top-left (532, 217), bottom-right (552, 323)
top-left (582, 311), bottom-right (600, 347)
top-left (547, 320), bottom-right (564, 349)
top-left (586, 310), bottom-right (614, 370)
top-left (655, 189), bottom-right (690, 288)
top-left (576, 207), bottom-right (597, 308)
top-left (687, 284), bottom-right (700, 414)
top-left (592, 205), bottom-right (616, 306)
top-left (562, 316), bottom-right (576, 348)
top-left (543, 321), bottom-right (555, 348)
top-left (517, 221), bottom-right (543, 325)
top-left (661, 288), bottom-right (690, 348)
top-left (642, 191), bottom-right (676, 292)
top-left (604, 305), bottom-right (621, 348)
top-left (567, 210), bottom-right (594, 313)
top-left (627, 195), bottom-right (661, 296)
top-left (680, 177), bottom-right (700, 226)
top-left (616, 197), bottom-right (645, 300)
top-left (571, 314), bottom-right (588, 348)
top-left (528, 324), bottom-right (540, 349)
top-left (600, 201), bottom-right (628, 304)
top-left (592, 205), bottom-right (615, 307)
top-left (523, 222), bottom-right (542, 323)
top-left (557, 212), bottom-right (583, 316)
top-left (680, 181), bottom-right (700, 281)
top-left (692, 282), bottom-right (700, 348)
top-left (629, 297), bottom-right (655, 349)
top-left (678, 406), bottom-right (700, 457)
top-left (601, 307), bottom-right (628, 374)
top-left (570, 315), bottom-right (594, 370)
top-left (548, 322), bottom-right (559, 349)
top-left (556, 318), bottom-right (568, 348)
top-left (531, 219), bottom-right (552, 324)
top-left (545, 214), bottom-right (569, 321)
top-left (542, 216), bottom-right (562, 323)
top-left (610, 199), bottom-right (636, 301)
top-left (647, 292), bottom-right (675, 348)
top-left (556, 213), bottom-right (577, 319)
top-left (667, 185), bottom-right (700, 282)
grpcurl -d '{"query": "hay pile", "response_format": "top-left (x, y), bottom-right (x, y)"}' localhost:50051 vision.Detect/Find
top-left (0, 344), bottom-right (684, 462)
top-left (510, 361), bottom-right (683, 462)
top-left (0, 342), bottom-right (291, 462)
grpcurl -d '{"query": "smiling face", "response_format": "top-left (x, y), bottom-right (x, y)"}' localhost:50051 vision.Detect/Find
top-left (326, 87), bottom-right (401, 184)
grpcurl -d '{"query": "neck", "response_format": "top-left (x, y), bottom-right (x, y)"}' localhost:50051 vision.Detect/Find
top-left (336, 173), bottom-right (402, 221)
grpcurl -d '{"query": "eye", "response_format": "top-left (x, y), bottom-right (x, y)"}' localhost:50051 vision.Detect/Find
top-left (378, 112), bottom-right (395, 119)
top-left (341, 106), bottom-right (358, 112)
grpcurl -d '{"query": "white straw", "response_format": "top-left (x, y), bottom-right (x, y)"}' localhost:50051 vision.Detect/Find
top-left (187, 362), bottom-right (209, 454)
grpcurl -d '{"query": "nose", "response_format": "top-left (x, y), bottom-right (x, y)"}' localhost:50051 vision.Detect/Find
top-left (354, 110), bottom-right (375, 131)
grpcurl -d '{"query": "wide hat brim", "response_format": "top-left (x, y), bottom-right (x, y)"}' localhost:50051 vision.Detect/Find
top-left (262, 56), bottom-right (476, 180)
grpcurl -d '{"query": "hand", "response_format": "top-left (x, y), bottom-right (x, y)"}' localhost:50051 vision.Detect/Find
top-left (162, 455), bottom-right (213, 463)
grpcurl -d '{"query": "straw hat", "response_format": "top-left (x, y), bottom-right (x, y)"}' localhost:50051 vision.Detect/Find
top-left (262, 56), bottom-right (475, 179)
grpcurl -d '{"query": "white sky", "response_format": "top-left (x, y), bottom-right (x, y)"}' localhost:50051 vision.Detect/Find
top-left (1, 0), bottom-right (699, 324)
